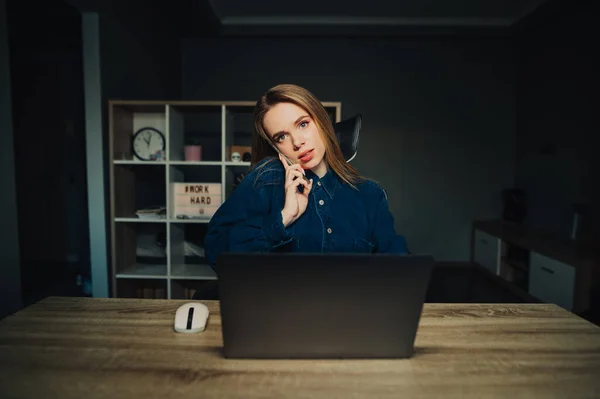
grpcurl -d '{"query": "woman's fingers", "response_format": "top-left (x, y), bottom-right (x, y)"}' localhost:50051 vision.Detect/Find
top-left (303, 178), bottom-right (314, 196)
top-left (286, 168), bottom-right (304, 178)
top-left (285, 168), bottom-right (304, 182)
top-left (290, 163), bottom-right (306, 177)
top-left (286, 174), bottom-right (311, 192)
top-left (292, 178), bottom-right (306, 189)
top-left (285, 171), bottom-right (306, 190)
top-left (286, 168), bottom-right (304, 179)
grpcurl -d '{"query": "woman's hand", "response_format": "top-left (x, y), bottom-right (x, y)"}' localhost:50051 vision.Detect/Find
top-left (280, 153), bottom-right (313, 227)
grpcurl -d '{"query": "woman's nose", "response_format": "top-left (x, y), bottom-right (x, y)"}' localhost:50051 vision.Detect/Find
top-left (291, 131), bottom-right (306, 150)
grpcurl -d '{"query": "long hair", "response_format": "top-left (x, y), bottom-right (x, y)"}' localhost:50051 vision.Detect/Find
top-left (252, 84), bottom-right (364, 189)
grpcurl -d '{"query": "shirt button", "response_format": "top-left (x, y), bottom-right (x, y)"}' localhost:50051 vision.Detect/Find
top-left (319, 199), bottom-right (325, 206)
top-left (317, 181), bottom-right (321, 186)
top-left (327, 228), bottom-right (332, 234)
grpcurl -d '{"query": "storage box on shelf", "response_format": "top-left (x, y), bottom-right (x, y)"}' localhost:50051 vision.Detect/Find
top-left (109, 100), bottom-right (341, 299)
top-left (471, 220), bottom-right (600, 314)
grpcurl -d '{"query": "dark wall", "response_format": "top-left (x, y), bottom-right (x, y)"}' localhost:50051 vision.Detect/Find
top-left (7, 0), bottom-right (88, 300)
top-left (182, 37), bottom-right (516, 261)
top-left (1, 0), bottom-right (23, 318)
top-left (98, 2), bottom-right (182, 101)
top-left (515, 0), bottom-right (599, 239)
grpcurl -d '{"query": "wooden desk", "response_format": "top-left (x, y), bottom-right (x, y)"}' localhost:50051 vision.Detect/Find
top-left (1, 297), bottom-right (599, 398)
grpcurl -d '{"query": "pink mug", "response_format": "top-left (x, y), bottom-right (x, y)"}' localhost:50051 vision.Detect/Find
top-left (184, 145), bottom-right (202, 161)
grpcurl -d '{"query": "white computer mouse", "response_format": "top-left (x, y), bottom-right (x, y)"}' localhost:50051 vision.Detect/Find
top-left (174, 302), bottom-right (209, 333)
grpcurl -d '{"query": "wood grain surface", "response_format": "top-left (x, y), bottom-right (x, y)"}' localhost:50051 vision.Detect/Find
top-left (1, 297), bottom-right (599, 398)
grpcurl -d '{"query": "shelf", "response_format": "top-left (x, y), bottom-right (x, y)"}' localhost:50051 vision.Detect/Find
top-left (169, 164), bottom-right (222, 182)
top-left (171, 264), bottom-right (217, 280)
top-left (501, 257), bottom-right (528, 272)
top-left (110, 103), bottom-right (166, 162)
top-left (169, 161), bottom-right (223, 166)
top-left (168, 105), bottom-right (222, 162)
top-left (114, 160), bottom-right (166, 165)
top-left (476, 263), bottom-right (539, 303)
top-left (114, 222), bottom-right (167, 277)
top-left (115, 217), bottom-right (211, 224)
top-left (111, 161), bottom-right (254, 166)
top-left (109, 100), bottom-right (341, 298)
top-left (167, 218), bottom-right (210, 224)
top-left (498, 262), bottom-right (529, 291)
top-left (113, 164), bottom-right (166, 218)
top-left (171, 279), bottom-right (218, 300)
top-left (115, 217), bottom-right (167, 223)
top-left (225, 105), bottom-right (254, 162)
top-left (116, 263), bottom-right (167, 278)
top-left (169, 223), bottom-right (210, 277)
top-left (117, 278), bottom-right (167, 299)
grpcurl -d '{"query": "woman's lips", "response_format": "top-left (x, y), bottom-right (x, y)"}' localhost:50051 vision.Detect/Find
top-left (299, 149), bottom-right (314, 163)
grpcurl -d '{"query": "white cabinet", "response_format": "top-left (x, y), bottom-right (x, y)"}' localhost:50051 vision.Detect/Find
top-left (471, 221), bottom-right (597, 315)
top-left (474, 229), bottom-right (500, 275)
top-left (529, 252), bottom-right (575, 311)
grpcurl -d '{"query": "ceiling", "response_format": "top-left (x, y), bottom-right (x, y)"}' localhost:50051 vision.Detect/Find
top-left (204, 0), bottom-right (551, 35)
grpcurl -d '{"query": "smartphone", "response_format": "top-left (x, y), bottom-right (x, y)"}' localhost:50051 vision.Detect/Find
top-left (271, 144), bottom-right (294, 167)
top-left (270, 143), bottom-right (307, 192)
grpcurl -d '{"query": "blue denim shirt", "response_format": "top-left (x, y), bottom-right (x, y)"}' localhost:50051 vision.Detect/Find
top-left (204, 157), bottom-right (409, 270)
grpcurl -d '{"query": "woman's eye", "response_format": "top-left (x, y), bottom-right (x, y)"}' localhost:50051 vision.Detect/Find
top-left (275, 134), bottom-right (287, 143)
top-left (299, 121), bottom-right (309, 129)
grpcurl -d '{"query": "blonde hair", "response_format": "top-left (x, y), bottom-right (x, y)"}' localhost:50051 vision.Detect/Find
top-left (252, 84), bottom-right (364, 189)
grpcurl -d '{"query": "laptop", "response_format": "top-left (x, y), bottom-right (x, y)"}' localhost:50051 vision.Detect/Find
top-left (217, 253), bottom-right (434, 359)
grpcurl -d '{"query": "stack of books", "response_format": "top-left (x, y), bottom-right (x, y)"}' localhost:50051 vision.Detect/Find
top-left (135, 206), bottom-right (166, 219)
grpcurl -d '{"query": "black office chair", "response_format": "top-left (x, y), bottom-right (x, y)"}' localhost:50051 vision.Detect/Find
top-left (334, 114), bottom-right (362, 163)
top-left (192, 115), bottom-right (364, 300)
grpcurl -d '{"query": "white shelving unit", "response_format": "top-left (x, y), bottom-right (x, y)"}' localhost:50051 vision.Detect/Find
top-left (108, 100), bottom-right (341, 299)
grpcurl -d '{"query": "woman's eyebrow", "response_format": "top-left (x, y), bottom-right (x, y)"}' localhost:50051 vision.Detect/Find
top-left (271, 115), bottom-right (310, 139)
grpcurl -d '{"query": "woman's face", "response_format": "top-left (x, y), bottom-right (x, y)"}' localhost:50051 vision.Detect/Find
top-left (262, 102), bottom-right (327, 175)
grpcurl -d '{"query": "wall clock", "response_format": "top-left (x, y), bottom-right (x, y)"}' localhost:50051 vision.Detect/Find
top-left (132, 127), bottom-right (166, 161)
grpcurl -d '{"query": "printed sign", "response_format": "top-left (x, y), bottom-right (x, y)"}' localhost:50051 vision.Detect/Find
top-left (171, 183), bottom-right (222, 219)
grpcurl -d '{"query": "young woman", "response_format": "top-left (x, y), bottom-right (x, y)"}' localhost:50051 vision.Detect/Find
top-left (204, 84), bottom-right (408, 271)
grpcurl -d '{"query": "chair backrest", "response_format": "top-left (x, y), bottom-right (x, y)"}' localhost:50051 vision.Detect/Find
top-left (333, 115), bottom-right (362, 162)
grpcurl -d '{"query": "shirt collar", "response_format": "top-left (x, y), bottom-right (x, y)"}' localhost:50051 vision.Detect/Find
top-left (306, 169), bottom-right (338, 199)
